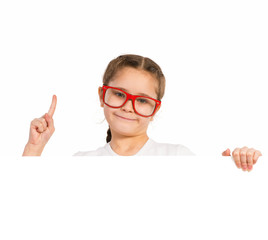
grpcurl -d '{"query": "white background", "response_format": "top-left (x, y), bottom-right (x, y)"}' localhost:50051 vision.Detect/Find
top-left (0, 0), bottom-right (267, 156)
top-left (0, 1), bottom-right (268, 239)
top-left (1, 156), bottom-right (268, 240)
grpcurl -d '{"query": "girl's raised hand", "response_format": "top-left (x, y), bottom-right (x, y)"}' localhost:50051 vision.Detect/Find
top-left (22, 95), bottom-right (57, 156)
top-left (222, 147), bottom-right (262, 172)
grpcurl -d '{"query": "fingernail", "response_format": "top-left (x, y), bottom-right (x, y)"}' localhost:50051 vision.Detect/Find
top-left (248, 166), bottom-right (252, 172)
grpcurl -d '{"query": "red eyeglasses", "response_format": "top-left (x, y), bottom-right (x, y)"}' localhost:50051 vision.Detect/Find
top-left (101, 85), bottom-right (161, 117)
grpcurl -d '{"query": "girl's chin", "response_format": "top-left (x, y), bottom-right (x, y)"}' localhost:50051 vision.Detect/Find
top-left (109, 122), bottom-right (143, 136)
top-left (111, 125), bottom-right (137, 135)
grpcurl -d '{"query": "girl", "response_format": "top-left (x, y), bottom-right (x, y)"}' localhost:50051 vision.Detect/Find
top-left (22, 54), bottom-right (262, 171)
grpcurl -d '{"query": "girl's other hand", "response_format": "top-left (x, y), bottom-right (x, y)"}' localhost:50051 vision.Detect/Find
top-left (222, 147), bottom-right (262, 172)
top-left (22, 95), bottom-right (57, 156)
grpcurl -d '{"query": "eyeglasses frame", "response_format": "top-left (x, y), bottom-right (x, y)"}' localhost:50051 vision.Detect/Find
top-left (101, 85), bottom-right (161, 117)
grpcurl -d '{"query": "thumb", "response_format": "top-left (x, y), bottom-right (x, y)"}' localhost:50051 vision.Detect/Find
top-left (222, 148), bottom-right (231, 156)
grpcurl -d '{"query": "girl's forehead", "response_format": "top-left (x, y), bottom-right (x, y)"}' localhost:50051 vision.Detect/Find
top-left (109, 67), bottom-right (158, 97)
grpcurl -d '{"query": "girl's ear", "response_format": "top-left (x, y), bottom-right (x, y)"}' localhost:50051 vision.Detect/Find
top-left (98, 87), bottom-right (104, 107)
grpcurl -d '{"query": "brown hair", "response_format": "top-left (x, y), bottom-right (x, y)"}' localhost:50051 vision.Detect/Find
top-left (102, 54), bottom-right (166, 143)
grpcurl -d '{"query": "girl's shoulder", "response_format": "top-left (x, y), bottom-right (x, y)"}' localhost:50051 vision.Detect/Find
top-left (73, 143), bottom-right (114, 156)
top-left (137, 139), bottom-right (195, 156)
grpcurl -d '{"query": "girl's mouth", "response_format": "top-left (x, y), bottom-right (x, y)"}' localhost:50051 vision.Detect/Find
top-left (115, 114), bottom-right (137, 121)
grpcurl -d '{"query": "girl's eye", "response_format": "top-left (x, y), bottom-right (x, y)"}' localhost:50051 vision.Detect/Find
top-left (137, 98), bottom-right (148, 104)
top-left (114, 91), bottom-right (125, 98)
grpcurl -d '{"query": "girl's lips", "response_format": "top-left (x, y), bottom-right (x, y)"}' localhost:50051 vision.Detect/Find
top-left (115, 114), bottom-right (137, 121)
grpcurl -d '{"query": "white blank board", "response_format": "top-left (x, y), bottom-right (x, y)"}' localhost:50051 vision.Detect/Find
top-left (0, 156), bottom-right (267, 240)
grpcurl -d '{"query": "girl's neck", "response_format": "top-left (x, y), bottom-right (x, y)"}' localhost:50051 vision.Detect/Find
top-left (109, 133), bottom-right (149, 156)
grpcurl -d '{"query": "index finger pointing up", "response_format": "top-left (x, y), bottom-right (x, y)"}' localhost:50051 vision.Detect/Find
top-left (48, 95), bottom-right (57, 117)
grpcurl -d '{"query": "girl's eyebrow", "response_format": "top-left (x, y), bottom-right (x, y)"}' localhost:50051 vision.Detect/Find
top-left (117, 87), bottom-right (152, 98)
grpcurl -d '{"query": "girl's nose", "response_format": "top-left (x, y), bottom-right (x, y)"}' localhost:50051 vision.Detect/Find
top-left (121, 99), bottom-right (134, 113)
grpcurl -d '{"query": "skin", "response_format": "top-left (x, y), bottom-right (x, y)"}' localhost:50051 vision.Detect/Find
top-left (22, 95), bottom-right (57, 156)
top-left (22, 67), bottom-right (262, 171)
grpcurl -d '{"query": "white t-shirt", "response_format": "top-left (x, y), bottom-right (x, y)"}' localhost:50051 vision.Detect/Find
top-left (73, 139), bottom-right (195, 156)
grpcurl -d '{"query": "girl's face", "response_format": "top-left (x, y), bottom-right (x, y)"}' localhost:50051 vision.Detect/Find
top-left (99, 67), bottom-right (160, 138)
